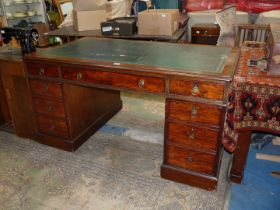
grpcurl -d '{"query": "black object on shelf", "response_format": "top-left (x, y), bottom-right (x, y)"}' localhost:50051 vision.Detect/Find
top-left (0, 27), bottom-right (39, 54)
top-left (101, 17), bottom-right (137, 36)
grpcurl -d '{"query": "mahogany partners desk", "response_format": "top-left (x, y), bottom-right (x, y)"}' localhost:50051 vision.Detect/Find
top-left (24, 38), bottom-right (239, 190)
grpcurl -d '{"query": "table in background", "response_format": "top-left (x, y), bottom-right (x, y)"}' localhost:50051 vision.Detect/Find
top-left (46, 26), bottom-right (187, 43)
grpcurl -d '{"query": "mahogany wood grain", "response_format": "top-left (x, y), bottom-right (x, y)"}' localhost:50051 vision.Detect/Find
top-left (166, 144), bottom-right (216, 175)
top-left (30, 79), bottom-right (64, 99)
top-left (161, 164), bottom-right (218, 191)
top-left (230, 131), bottom-right (252, 183)
top-left (35, 99), bottom-right (122, 152)
top-left (63, 84), bottom-right (121, 138)
top-left (0, 59), bottom-right (36, 138)
top-left (166, 121), bottom-right (220, 152)
top-left (33, 97), bottom-right (67, 118)
top-left (36, 114), bottom-right (69, 139)
top-left (0, 72), bottom-right (10, 126)
top-left (62, 67), bottom-right (165, 94)
top-left (12, 76), bottom-right (36, 139)
top-left (23, 40), bottom-right (240, 190)
top-left (169, 79), bottom-right (225, 100)
top-left (168, 99), bottom-right (223, 126)
top-left (26, 62), bottom-right (60, 78)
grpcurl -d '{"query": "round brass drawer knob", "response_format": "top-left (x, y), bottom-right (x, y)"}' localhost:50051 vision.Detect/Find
top-left (191, 106), bottom-right (198, 117)
top-left (77, 72), bottom-right (82, 80)
top-left (39, 68), bottom-right (45, 75)
top-left (188, 128), bottom-right (195, 140)
top-left (138, 79), bottom-right (145, 88)
top-left (192, 83), bottom-right (200, 95)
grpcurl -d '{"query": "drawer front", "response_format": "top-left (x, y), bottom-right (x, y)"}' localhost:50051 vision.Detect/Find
top-left (168, 99), bottom-right (223, 126)
top-left (30, 80), bottom-right (63, 99)
top-left (26, 63), bottom-right (60, 78)
top-left (167, 122), bottom-right (219, 151)
top-left (37, 115), bottom-right (69, 139)
top-left (62, 67), bottom-right (165, 94)
top-left (169, 79), bottom-right (225, 101)
top-left (166, 145), bottom-right (216, 175)
top-left (33, 97), bottom-right (66, 118)
top-left (192, 28), bottom-right (220, 36)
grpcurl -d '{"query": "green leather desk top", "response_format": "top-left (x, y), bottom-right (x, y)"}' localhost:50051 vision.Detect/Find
top-left (39, 37), bottom-right (232, 75)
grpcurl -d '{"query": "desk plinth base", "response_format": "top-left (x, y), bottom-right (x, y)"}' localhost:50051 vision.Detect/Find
top-left (161, 164), bottom-right (218, 191)
top-left (35, 100), bottom-right (123, 152)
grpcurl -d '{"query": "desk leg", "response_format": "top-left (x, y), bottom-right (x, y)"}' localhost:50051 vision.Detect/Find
top-left (230, 130), bottom-right (252, 183)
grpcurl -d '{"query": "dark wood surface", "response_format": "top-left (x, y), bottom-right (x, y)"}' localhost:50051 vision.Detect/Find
top-left (192, 24), bottom-right (220, 45)
top-left (28, 77), bottom-right (122, 151)
top-left (230, 131), bottom-right (252, 183)
top-left (0, 72), bottom-right (10, 126)
top-left (61, 66), bottom-right (166, 94)
top-left (46, 26), bottom-right (187, 43)
top-left (23, 39), bottom-right (240, 190)
top-left (0, 57), bottom-right (36, 139)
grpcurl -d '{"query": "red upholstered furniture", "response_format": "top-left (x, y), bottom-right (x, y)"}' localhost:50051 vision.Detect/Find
top-left (223, 25), bottom-right (280, 182)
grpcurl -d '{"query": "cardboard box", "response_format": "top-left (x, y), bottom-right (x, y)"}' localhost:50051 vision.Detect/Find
top-left (138, 9), bottom-right (180, 36)
top-left (0, 16), bottom-right (7, 27)
top-left (73, 10), bottom-right (106, 31)
top-left (72, 0), bottom-right (106, 11)
top-left (106, 0), bottom-right (131, 20)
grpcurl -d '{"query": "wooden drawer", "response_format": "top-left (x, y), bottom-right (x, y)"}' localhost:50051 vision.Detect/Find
top-left (168, 99), bottom-right (224, 126)
top-left (166, 122), bottom-right (219, 151)
top-left (33, 97), bottom-right (66, 118)
top-left (36, 115), bottom-right (69, 139)
top-left (26, 63), bottom-right (60, 78)
top-left (166, 144), bottom-right (216, 175)
top-left (192, 24), bottom-right (220, 37)
top-left (30, 80), bottom-right (63, 99)
top-left (61, 67), bottom-right (165, 94)
top-left (169, 79), bottom-right (225, 101)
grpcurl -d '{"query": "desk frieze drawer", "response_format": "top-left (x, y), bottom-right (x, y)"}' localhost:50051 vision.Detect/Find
top-left (33, 97), bottom-right (66, 118)
top-left (169, 79), bottom-right (225, 100)
top-left (61, 67), bottom-right (165, 94)
top-left (168, 99), bottom-right (224, 126)
top-left (166, 144), bottom-right (216, 175)
top-left (26, 63), bottom-right (60, 78)
top-left (36, 115), bottom-right (69, 139)
top-left (30, 80), bottom-right (63, 99)
top-left (166, 122), bottom-right (220, 151)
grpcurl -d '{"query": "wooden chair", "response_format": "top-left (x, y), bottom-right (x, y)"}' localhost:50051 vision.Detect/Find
top-left (235, 24), bottom-right (271, 47)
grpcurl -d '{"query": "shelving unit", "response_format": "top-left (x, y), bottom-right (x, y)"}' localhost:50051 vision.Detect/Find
top-left (0, 0), bottom-right (47, 27)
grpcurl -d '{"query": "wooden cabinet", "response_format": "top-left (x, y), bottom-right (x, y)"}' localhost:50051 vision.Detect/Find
top-left (162, 97), bottom-right (226, 190)
top-left (61, 66), bottom-right (166, 94)
top-left (0, 57), bottom-right (36, 138)
top-left (23, 37), bottom-right (239, 190)
top-left (191, 24), bottom-right (220, 45)
top-left (27, 64), bottom-right (122, 151)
